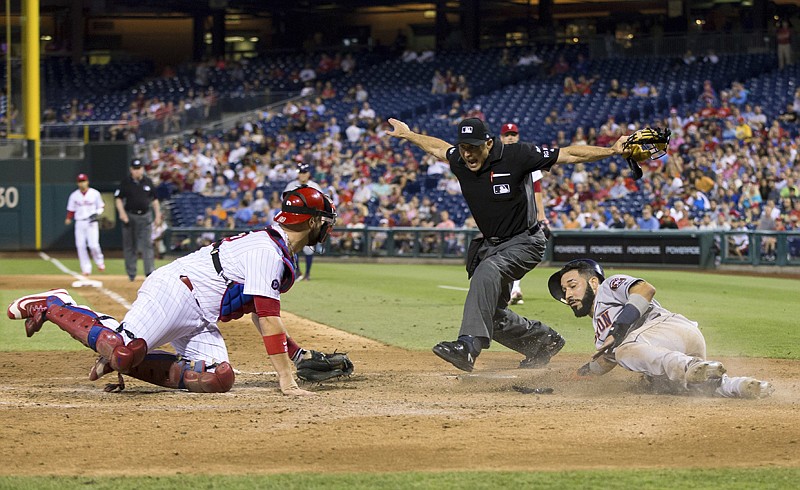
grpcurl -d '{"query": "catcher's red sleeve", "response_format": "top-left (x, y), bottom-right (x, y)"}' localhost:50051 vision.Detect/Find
top-left (254, 296), bottom-right (280, 317)
top-left (533, 180), bottom-right (542, 192)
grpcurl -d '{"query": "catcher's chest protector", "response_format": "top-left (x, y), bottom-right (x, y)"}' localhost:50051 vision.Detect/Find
top-left (218, 228), bottom-right (297, 322)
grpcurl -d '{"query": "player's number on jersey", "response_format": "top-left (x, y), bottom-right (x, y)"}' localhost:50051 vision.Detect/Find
top-left (0, 187), bottom-right (19, 209)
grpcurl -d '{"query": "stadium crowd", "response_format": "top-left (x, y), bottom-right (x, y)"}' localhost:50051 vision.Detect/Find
top-left (11, 44), bottom-right (796, 260)
top-left (140, 68), bottom-right (800, 262)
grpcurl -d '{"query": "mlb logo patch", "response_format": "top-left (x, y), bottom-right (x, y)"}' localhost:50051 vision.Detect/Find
top-left (461, 126), bottom-right (474, 134)
top-left (493, 184), bottom-right (510, 195)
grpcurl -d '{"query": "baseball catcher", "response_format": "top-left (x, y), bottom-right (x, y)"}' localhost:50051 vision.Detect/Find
top-left (296, 350), bottom-right (354, 382)
top-left (621, 127), bottom-right (670, 179)
top-left (6, 185), bottom-right (345, 396)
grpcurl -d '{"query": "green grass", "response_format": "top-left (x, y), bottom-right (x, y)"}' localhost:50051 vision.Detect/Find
top-left (0, 289), bottom-right (95, 351)
top-left (2, 259), bottom-right (799, 358)
top-left (1, 468), bottom-right (799, 489)
top-left (281, 262), bottom-right (800, 359)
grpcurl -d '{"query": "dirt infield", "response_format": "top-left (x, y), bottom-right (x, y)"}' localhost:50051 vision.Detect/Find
top-left (1, 275), bottom-right (799, 476)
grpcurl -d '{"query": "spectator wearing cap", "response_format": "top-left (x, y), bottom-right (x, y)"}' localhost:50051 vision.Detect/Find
top-left (283, 163), bottom-right (323, 281)
top-left (114, 158), bottom-right (162, 281)
top-left (66, 173), bottom-right (106, 276)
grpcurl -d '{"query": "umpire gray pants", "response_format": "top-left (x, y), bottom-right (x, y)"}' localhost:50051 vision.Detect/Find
top-left (123, 212), bottom-right (155, 278)
top-left (460, 228), bottom-right (552, 355)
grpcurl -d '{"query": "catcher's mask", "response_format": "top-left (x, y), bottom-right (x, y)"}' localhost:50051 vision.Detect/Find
top-left (548, 259), bottom-right (605, 304)
top-left (275, 185), bottom-right (337, 247)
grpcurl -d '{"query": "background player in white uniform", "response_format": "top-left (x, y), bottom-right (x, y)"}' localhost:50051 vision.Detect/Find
top-left (283, 162), bottom-right (322, 280)
top-left (65, 173), bottom-right (105, 276)
top-left (498, 123), bottom-right (549, 306)
top-left (8, 186), bottom-right (337, 396)
top-left (548, 259), bottom-right (773, 398)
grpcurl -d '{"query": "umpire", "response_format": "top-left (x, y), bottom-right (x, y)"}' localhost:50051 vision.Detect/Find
top-left (387, 117), bottom-right (629, 372)
top-left (114, 158), bottom-right (162, 281)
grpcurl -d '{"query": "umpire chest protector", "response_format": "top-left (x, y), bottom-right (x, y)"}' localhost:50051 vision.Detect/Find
top-left (447, 139), bottom-right (559, 239)
top-left (215, 228), bottom-right (297, 322)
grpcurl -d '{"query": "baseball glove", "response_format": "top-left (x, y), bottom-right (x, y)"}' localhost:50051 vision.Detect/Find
top-left (621, 127), bottom-right (671, 180)
top-left (296, 350), bottom-right (354, 382)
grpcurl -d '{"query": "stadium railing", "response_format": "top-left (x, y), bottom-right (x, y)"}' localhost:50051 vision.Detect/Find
top-left (161, 227), bottom-right (800, 268)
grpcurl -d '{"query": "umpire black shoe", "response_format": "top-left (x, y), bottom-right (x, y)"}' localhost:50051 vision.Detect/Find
top-left (433, 340), bottom-right (476, 372)
top-left (519, 332), bottom-right (566, 369)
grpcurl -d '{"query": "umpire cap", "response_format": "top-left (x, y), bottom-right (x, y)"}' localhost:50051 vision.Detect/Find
top-left (457, 118), bottom-right (491, 146)
top-left (130, 158), bottom-right (144, 168)
top-left (548, 259), bottom-right (605, 304)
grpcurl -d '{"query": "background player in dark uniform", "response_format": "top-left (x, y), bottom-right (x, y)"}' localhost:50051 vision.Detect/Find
top-left (115, 158), bottom-right (162, 281)
top-left (387, 117), bottom-right (629, 372)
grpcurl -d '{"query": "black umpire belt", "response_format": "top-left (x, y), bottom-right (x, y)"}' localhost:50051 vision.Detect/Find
top-left (127, 209), bottom-right (149, 215)
top-left (486, 222), bottom-right (541, 246)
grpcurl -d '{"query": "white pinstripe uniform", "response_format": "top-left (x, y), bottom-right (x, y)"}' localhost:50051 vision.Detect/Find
top-left (66, 187), bottom-right (105, 275)
top-left (597, 274), bottom-right (763, 397)
top-left (119, 224), bottom-right (291, 367)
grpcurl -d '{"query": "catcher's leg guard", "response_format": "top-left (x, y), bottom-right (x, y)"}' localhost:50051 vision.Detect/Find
top-left (182, 361), bottom-right (235, 393)
top-left (45, 300), bottom-right (147, 373)
top-left (96, 352), bottom-right (235, 393)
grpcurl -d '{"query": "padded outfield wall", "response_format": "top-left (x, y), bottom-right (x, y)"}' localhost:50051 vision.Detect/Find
top-left (0, 142), bottom-right (132, 251)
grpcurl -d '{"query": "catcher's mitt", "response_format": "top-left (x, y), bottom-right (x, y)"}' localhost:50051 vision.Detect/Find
top-left (296, 350), bottom-right (354, 382)
top-left (621, 127), bottom-right (671, 180)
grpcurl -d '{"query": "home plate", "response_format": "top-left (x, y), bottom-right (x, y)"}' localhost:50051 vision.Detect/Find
top-left (71, 278), bottom-right (103, 288)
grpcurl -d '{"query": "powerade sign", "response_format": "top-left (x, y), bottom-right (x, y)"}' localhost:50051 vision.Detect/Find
top-left (552, 234), bottom-right (702, 265)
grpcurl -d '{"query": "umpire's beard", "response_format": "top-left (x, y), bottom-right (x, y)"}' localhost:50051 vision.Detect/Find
top-left (570, 287), bottom-right (595, 318)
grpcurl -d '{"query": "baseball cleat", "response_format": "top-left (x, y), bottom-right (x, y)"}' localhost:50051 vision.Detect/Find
top-left (509, 292), bottom-right (524, 305)
top-left (7, 289), bottom-right (73, 320)
top-left (685, 360), bottom-right (727, 385)
top-left (739, 378), bottom-right (774, 399)
top-left (432, 340), bottom-right (475, 372)
top-left (519, 331), bottom-right (566, 369)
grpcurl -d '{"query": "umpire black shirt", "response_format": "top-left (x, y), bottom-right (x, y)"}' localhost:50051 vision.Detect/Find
top-left (446, 137), bottom-right (559, 239)
top-left (114, 174), bottom-right (157, 214)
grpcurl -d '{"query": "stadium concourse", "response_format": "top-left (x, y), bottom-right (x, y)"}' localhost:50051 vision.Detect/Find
top-left (8, 47), bottom-right (800, 261)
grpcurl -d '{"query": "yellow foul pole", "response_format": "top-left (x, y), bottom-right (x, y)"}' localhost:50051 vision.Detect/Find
top-left (22, 0), bottom-right (41, 248)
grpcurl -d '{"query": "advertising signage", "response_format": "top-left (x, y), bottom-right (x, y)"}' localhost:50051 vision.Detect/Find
top-left (551, 233), bottom-right (702, 265)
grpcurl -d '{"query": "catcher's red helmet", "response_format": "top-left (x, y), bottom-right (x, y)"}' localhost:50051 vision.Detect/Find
top-left (275, 185), bottom-right (336, 225)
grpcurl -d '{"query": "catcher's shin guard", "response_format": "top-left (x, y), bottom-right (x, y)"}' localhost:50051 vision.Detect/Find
top-left (95, 352), bottom-right (235, 393)
top-left (46, 301), bottom-right (147, 373)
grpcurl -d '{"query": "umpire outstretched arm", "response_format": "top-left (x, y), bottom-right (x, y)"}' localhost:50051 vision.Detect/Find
top-left (387, 118), bottom-right (451, 161)
top-left (556, 137), bottom-right (629, 164)
top-left (388, 117), bottom-right (631, 166)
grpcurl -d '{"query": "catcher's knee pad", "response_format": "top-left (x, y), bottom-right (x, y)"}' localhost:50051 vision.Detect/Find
top-left (182, 361), bottom-right (235, 393)
top-left (103, 337), bottom-right (147, 374)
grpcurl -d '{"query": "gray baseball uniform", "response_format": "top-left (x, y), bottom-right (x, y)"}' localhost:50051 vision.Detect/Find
top-left (596, 274), bottom-right (766, 397)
